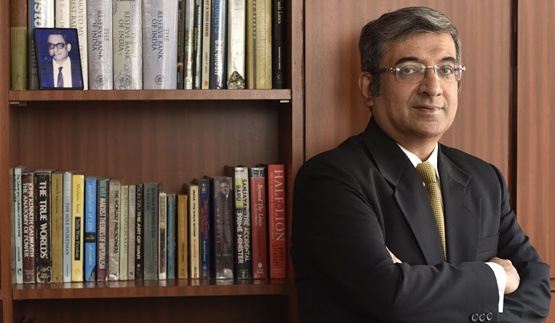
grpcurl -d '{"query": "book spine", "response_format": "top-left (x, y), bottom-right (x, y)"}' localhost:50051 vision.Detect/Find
top-left (177, 194), bottom-right (188, 279)
top-left (135, 184), bottom-right (144, 279)
top-left (200, 0), bottom-right (211, 89)
top-left (272, 0), bottom-right (284, 88)
top-left (158, 192), bottom-right (167, 279)
top-left (51, 172), bottom-right (64, 283)
top-left (233, 167), bottom-right (252, 279)
top-left (11, 0), bottom-right (27, 90)
top-left (176, 0), bottom-right (185, 89)
top-left (268, 164), bottom-right (286, 279)
top-left (209, 0), bottom-right (227, 89)
top-left (13, 167), bottom-right (25, 284)
top-left (166, 193), bottom-right (176, 279)
top-left (186, 184), bottom-right (200, 278)
top-left (96, 178), bottom-right (109, 281)
top-left (28, 0), bottom-right (55, 89)
top-left (227, 0), bottom-right (246, 87)
top-left (56, 0), bottom-right (71, 27)
top-left (108, 180), bottom-right (121, 281)
top-left (70, 0), bottom-right (89, 89)
top-left (87, 0), bottom-right (114, 89)
top-left (193, 0), bottom-right (203, 89)
top-left (113, 0), bottom-right (143, 89)
top-left (183, 0), bottom-right (195, 89)
top-left (119, 184), bottom-right (129, 280)
top-left (142, 0), bottom-right (179, 89)
top-left (71, 173), bottom-right (85, 282)
top-left (197, 179), bottom-right (210, 279)
top-left (62, 171), bottom-right (73, 282)
top-left (210, 176), bottom-right (234, 279)
top-left (84, 178), bottom-right (98, 282)
top-left (128, 184), bottom-right (136, 280)
top-left (143, 183), bottom-right (159, 280)
top-left (35, 171), bottom-right (52, 283)
top-left (22, 172), bottom-right (36, 283)
top-left (250, 167), bottom-right (267, 279)
top-left (246, 0), bottom-right (272, 89)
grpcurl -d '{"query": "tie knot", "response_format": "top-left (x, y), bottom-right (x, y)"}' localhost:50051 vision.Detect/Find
top-left (59, 66), bottom-right (63, 71)
top-left (416, 162), bottom-right (437, 185)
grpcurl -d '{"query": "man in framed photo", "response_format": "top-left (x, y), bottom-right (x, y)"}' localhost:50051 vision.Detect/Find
top-left (38, 30), bottom-right (83, 89)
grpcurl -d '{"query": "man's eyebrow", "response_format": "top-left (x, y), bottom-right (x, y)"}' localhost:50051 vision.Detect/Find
top-left (394, 56), bottom-right (458, 65)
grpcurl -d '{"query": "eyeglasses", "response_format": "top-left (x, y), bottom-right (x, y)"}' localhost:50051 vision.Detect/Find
top-left (370, 62), bottom-right (466, 83)
top-left (47, 42), bottom-right (67, 50)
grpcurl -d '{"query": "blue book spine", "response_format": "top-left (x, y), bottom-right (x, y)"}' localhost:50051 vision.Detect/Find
top-left (166, 194), bottom-right (176, 279)
top-left (84, 178), bottom-right (98, 281)
top-left (209, 0), bottom-right (227, 89)
top-left (198, 179), bottom-right (211, 279)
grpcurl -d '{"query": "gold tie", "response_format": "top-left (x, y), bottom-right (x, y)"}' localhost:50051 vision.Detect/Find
top-left (416, 162), bottom-right (447, 260)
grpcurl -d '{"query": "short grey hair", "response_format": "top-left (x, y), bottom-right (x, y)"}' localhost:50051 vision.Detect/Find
top-left (359, 6), bottom-right (462, 96)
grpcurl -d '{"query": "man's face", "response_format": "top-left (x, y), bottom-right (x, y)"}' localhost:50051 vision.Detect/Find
top-left (47, 34), bottom-right (71, 63)
top-left (368, 33), bottom-right (458, 147)
top-left (220, 182), bottom-right (230, 195)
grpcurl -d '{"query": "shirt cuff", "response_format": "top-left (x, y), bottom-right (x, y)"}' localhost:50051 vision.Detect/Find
top-left (486, 262), bottom-right (506, 313)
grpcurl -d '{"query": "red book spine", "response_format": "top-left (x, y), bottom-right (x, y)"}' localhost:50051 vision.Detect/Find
top-left (268, 164), bottom-right (286, 279)
top-left (250, 167), bottom-right (267, 279)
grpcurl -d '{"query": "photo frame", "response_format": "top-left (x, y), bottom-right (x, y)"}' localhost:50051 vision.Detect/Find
top-left (34, 28), bottom-right (84, 90)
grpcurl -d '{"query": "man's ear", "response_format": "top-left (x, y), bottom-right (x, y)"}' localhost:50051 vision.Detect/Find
top-left (358, 71), bottom-right (375, 108)
top-left (67, 43), bottom-right (72, 52)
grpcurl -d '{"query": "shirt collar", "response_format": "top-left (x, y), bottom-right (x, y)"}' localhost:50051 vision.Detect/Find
top-left (397, 142), bottom-right (440, 177)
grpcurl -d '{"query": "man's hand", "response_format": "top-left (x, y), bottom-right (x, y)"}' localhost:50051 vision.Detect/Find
top-left (489, 257), bottom-right (520, 294)
top-left (387, 247), bottom-right (402, 264)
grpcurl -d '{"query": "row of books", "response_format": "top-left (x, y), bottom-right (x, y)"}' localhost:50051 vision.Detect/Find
top-left (10, 164), bottom-right (287, 283)
top-left (10, 0), bottom-right (285, 90)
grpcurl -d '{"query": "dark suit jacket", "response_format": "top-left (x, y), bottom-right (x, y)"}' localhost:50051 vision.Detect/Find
top-left (39, 57), bottom-right (83, 89)
top-left (291, 117), bottom-right (551, 323)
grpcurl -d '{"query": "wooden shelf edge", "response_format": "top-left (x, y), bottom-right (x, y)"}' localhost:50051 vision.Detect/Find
top-left (12, 278), bottom-right (294, 300)
top-left (8, 89), bottom-right (292, 103)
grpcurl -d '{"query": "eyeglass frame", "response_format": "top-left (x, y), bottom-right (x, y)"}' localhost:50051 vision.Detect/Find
top-left (370, 62), bottom-right (466, 83)
top-left (47, 42), bottom-right (67, 50)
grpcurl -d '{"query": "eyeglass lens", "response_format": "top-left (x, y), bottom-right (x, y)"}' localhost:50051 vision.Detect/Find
top-left (48, 43), bottom-right (66, 50)
top-left (396, 63), bottom-right (463, 82)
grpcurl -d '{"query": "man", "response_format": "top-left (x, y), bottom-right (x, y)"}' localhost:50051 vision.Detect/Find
top-left (39, 31), bottom-right (83, 89)
top-left (291, 6), bottom-right (550, 323)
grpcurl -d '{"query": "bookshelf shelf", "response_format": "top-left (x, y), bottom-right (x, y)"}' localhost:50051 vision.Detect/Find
top-left (8, 89), bottom-right (292, 104)
top-left (12, 279), bottom-right (294, 300)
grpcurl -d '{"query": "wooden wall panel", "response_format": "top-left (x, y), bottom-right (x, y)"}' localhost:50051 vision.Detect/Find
top-left (305, 0), bottom-right (512, 182)
top-left (516, 0), bottom-right (555, 278)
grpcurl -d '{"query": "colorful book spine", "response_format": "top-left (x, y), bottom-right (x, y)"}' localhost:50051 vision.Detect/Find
top-left (135, 184), bottom-right (144, 279)
top-left (227, 0), bottom-right (246, 88)
top-left (56, 0), bottom-right (71, 27)
top-left (87, 0), bottom-right (113, 89)
top-left (51, 171), bottom-right (64, 283)
top-left (193, 0), bottom-right (202, 89)
top-left (143, 182), bottom-right (159, 280)
top-left (62, 171), bottom-right (73, 282)
top-left (176, 0), bottom-right (185, 89)
top-left (250, 166), bottom-right (267, 279)
top-left (84, 177), bottom-right (98, 282)
top-left (142, 0), bottom-right (179, 89)
top-left (128, 184), bottom-right (136, 280)
top-left (71, 173), bottom-right (85, 282)
top-left (272, 0), bottom-right (285, 88)
top-left (209, 0), bottom-right (227, 89)
top-left (247, 0), bottom-right (272, 89)
top-left (108, 179), bottom-right (121, 281)
top-left (200, 0), bottom-right (211, 89)
top-left (208, 176), bottom-right (234, 279)
top-left (193, 178), bottom-right (210, 279)
top-left (177, 194), bottom-right (188, 279)
top-left (13, 166), bottom-right (26, 284)
top-left (22, 171), bottom-right (36, 283)
top-left (113, 0), bottom-right (143, 89)
top-left (184, 183), bottom-right (200, 278)
top-left (183, 0), bottom-right (195, 89)
top-left (28, 0), bottom-right (55, 89)
top-left (268, 164), bottom-right (286, 278)
top-left (158, 192), bottom-right (168, 279)
top-left (70, 0), bottom-right (89, 89)
top-left (96, 178), bottom-right (109, 281)
top-left (120, 184), bottom-right (129, 280)
top-left (166, 193), bottom-right (176, 279)
top-left (35, 170), bottom-right (53, 283)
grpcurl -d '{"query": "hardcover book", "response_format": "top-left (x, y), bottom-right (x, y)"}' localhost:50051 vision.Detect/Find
top-left (227, 0), bottom-right (246, 88)
top-left (143, 182), bottom-right (159, 280)
top-left (96, 178), bottom-right (109, 281)
top-left (246, 0), bottom-right (272, 89)
top-left (71, 173), bottom-right (85, 282)
top-left (35, 170), bottom-right (54, 283)
top-left (142, 0), bottom-right (179, 89)
top-left (176, 0), bottom-right (185, 89)
top-left (128, 184), bottom-right (136, 279)
top-left (50, 171), bottom-right (64, 283)
top-left (193, 0), bottom-right (202, 89)
top-left (267, 164), bottom-right (286, 279)
top-left (70, 0), bottom-right (89, 89)
top-left (120, 184), bottom-right (129, 280)
top-left (184, 183), bottom-right (200, 278)
top-left (13, 166), bottom-right (27, 284)
top-left (166, 193), bottom-right (176, 279)
top-left (177, 194), bottom-right (188, 279)
top-left (108, 179), bottom-right (121, 281)
top-left (209, 0), bottom-right (227, 89)
top-left (225, 166), bottom-right (252, 279)
top-left (135, 183), bottom-right (144, 279)
top-left (87, 0), bottom-right (113, 89)
top-left (84, 177), bottom-right (98, 282)
top-left (207, 176), bottom-right (234, 279)
top-left (249, 166), bottom-right (267, 279)
top-left (22, 171), bottom-right (36, 283)
top-left (113, 0), bottom-right (143, 89)
top-left (28, 0), bottom-right (55, 89)
top-left (158, 192), bottom-right (168, 280)
top-left (62, 171), bottom-right (73, 282)
top-left (272, 0), bottom-right (285, 88)
top-left (11, 0), bottom-right (27, 90)
top-left (183, 0), bottom-right (195, 89)
top-left (193, 178), bottom-right (210, 279)
top-left (55, 0), bottom-right (71, 27)
top-left (200, 0), bottom-right (211, 89)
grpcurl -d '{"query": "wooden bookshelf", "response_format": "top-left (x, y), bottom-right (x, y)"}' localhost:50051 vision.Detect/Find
top-left (0, 0), bottom-right (304, 322)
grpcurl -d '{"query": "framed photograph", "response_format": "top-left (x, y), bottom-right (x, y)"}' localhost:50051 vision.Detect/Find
top-left (34, 28), bottom-right (84, 90)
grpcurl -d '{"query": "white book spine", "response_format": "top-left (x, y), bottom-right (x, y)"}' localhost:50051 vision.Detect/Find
top-left (113, 0), bottom-right (143, 89)
top-left (227, 0), bottom-right (246, 81)
top-left (142, 0), bottom-right (179, 89)
top-left (183, 0), bottom-right (195, 89)
top-left (87, 0), bottom-right (113, 89)
top-left (70, 0), bottom-right (89, 89)
top-left (108, 180), bottom-right (121, 281)
top-left (14, 167), bottom-right (25, 284)
top-left (62, 171), bottom-right (73, 283)
top-left (28, 0), bottom-right (55, 89)
top-left (128, 185), bottom-right (136, 280)
top-left (193, 0), bottom-right (202, 88)
top-left (201, 0), bottom-right (211, 89)
top-left (56, 0), bottom-right (72, 27)
top-left (119, 185), bottom-right (129, 280)
top-left (158, 192), bottom-right (167, 280)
